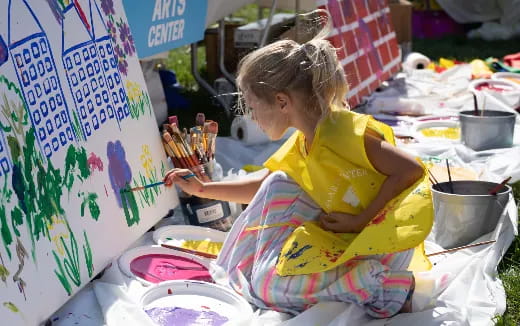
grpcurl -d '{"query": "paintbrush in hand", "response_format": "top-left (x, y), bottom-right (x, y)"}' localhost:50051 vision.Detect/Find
top-left (123, 181), bottom-right (165, 192)
top-left (122, 174), bottom-right (196, 192)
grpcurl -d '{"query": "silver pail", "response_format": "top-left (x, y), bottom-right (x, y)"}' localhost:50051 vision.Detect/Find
top-left (459, 110), bottom-right (516, 151)
top-left (431, 180), bottom-right (511, 248)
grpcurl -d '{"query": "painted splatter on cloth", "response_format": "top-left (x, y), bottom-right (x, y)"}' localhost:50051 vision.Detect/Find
top-left (213, 172), bottom-right (414, 318)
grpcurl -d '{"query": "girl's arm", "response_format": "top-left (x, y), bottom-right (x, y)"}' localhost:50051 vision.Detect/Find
top-left (164, 168), bottom-right (270, 204)
top-left (320, 132), bottom-right (424, 232)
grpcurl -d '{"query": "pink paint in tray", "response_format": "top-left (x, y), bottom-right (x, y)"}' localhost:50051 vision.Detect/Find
top-left (130, 254), bottom-right (212, 284)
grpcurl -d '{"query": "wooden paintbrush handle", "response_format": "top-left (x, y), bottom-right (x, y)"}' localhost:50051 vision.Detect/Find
top-left (426, 240), bottom-right (496, 257)
top-left (161, 243), bottom-right (218, 259)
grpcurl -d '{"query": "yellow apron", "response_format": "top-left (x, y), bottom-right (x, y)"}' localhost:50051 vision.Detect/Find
top-left (264, 110), bottom-right (433, 276)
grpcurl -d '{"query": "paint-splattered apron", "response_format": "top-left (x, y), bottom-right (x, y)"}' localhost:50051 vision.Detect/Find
top-left (213, 172), bottom-right (414, 318)
top-left (263, 110), bottom-right (433, 276)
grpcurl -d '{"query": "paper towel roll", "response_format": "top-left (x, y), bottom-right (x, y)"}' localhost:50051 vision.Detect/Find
top-left (230, 116), bottom-right (271, 145)
top-left (403, 52), bottom-right (431, 72)
top-left (230, 116), bottom-right (297, 145)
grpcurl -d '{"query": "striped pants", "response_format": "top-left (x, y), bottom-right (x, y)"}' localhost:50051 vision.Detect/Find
top-left (214, 171), bottom-right (414, 318)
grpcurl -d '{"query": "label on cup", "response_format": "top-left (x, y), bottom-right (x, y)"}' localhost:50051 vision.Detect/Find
top-left (196, 203), bottom-right (224, 223)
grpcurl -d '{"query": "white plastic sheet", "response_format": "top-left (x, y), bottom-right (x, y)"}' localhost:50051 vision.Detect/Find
top-left (366, 65), bottom-right (473, 116)
top-left (67, 193), bottom-right (515, 326)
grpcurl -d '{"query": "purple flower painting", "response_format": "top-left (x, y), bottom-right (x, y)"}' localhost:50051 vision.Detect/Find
top-left (107, 20), bottom-right (117, 40)
top-left (119, 22), bottom-right (135, 57)
top-left (45, 0), bottom-right (64, 25)
top-left (107, 140), bottom-right (132, 207)
top-left (101, 0), bottom-right (115, 16)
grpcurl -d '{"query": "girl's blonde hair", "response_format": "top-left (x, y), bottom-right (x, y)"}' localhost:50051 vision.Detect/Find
top-left (236, 10), bottom-right (348, 119)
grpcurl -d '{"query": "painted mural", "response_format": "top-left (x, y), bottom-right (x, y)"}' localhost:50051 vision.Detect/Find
top-left (0, 0), bottom-right (177, 324)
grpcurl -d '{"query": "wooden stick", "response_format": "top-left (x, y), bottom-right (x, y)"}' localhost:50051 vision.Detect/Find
top-left (161, 243), bottom-right (218, 259)
top-left (171, 124), bottom-right (200, 166)
top-left (472, 93), bottom-right (479, 116)
top-left (428, 169), bottom-right (447, 193)
top-left (426, 240), bottom-right (496, 257)
top-left (428, 169), bottom-right (440, 185)
top-left (446, 159), bottom-right (454, 193)
top-left (488, 176), bottom-right (512, 195)
top-left (163, 142), bottom-right (183, 168)
top-left (163, 132), bottom-right (191, 168)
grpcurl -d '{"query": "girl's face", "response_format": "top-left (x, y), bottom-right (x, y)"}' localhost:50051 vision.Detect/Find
top-left (244, 91), bottom-right (290, 141)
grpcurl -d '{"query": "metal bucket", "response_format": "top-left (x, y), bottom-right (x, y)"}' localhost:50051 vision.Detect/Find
top-left (459, 110), bottom-right (516, 151)
top-left (431, 181), bottom-right (511, 248)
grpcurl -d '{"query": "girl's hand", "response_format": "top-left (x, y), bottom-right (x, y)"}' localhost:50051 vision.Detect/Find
top-left (318, 211), bottom-right (366, 233)
top-left (163, 168), bottom-right (204, 195)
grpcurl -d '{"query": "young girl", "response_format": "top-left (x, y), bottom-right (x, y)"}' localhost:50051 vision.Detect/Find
top-left (164, 12), bottom-right (439, 318)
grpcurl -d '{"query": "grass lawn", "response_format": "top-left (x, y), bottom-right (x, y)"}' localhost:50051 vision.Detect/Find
top-left (163, 4), bottom-right (520, 324)
top-left (494, 181), bottom-right (520, 326)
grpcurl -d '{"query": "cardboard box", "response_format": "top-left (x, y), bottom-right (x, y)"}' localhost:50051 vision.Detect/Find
top-left (389, 0), bottom-right (412, 44)
top-left (205, 19), bottom-right (243, 81)
top-left (389, 0), bottom-right (412, 57)
top-left (234, 13), bottom-right (295, 49)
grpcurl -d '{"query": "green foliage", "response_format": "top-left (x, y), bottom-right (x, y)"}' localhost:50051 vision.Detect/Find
top-left (133, 171), bottom-right (162, 209)
top-left (120, 185), bottom-right (140, 227)
top-left (0, 263), bottom-right (9, 283)
top-left (82, 231), bottom-right (94, 278)
top-left (60, 230), bottom-right (81, 287)
top-left (496, 181), bottom-right (520, 325)
top-left (0, 74), bottom-right (98, 295)
top-left (128, 92), bottom-right (153, 119)
top-left (10, 207), bottom-right (23, 237)
top-left (2, 302), bottom-right (19, 313)
top-left (165, 45), bottom-right (206, 91)
top-left (52, 250), bottom-right (72, 296)
top-left (80, 193), bottom-right (101, 221)
top-left (71, 110), bottom-right (85, 142)
top-left (0, 204), bottom-right (12, 259)
top-left (6, 136), bottom-right (20, 161)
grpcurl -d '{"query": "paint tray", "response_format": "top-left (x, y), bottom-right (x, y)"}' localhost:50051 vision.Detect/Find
top-left (153, 225), bottom-right (226, 256)
top-left (140, 280), bottom-right (253, 326)
top-left (118, 245), bottom-right (211, 286)
top-left (412, 120), bottom-right (460, 143)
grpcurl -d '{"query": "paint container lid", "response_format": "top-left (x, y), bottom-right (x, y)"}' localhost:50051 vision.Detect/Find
top-left (141, 280), bottom-right (253, 325)
top-left (469, 78), bottom-right (520, 93)
top-left (413, 120), bottom-right (461, 143)
top-left (153, 225), bottom-right (227, 256)
top-left (118, 245), bottom-right (211, 286)
top-left (491, 72), bottom-right (520, 85)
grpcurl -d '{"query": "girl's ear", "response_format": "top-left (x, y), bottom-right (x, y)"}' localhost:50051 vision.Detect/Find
top-left (275, 92), bottom-right (291, 112)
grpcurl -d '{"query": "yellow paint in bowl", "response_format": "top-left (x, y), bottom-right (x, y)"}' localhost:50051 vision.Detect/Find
top-left (180, 239), bottom-right (223, 255)
top-left (505, 77), bottom-right (520, 85)
top-left (420, 127), bottom-right (460, 139)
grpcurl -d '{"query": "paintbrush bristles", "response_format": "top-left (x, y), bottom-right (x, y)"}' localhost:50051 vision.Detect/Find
top-left (168, 115), bottom-right (178, 126)
top-left (162, 131), bottom-right (174, 143)
top-left (207, 121), bottom-right (218, 134)
top-left (196, 113), bottom-right (205, 127)
top-left (160, 116), bottom-right (218, 181)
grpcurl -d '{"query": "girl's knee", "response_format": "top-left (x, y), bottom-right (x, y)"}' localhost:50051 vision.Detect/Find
top-left (266, 170), bottom-right (290, 183)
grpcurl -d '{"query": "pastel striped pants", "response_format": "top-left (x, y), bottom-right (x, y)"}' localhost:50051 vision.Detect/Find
top-left (214, 171), bottom-right (414, 318)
